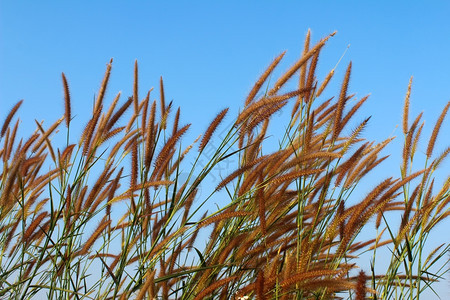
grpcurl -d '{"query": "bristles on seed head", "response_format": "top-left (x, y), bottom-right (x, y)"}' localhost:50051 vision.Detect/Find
top-left (299, 29), bottom-right (311, 92)
top-left (427, 101), bottom-right (450, 158)
top-left (198, 211), bottom-right (251, 228)
top-left (1, 100), bottom-right (23, 138)
top-left (199, 108), bottom-right (229, 152)
top-left (316, 69), bottom-right (335, 97)
top-left (62, 73), bottom-right (71, 127)
top-left (160, 76), bottom-right (166, 129)
top-left (333, 62), bottom-right (352, 141)
top-left (245, 51), bottom-right (286, 107)
top-left (403, 76), bottom-right (413, 135)
top-left (268, 32), bottom-right (335, 96)
top-left (355, 270), bottom-right (367, 300)
top-left (94, 59), bottom-right (113, 112)
top-left (133, 60), bottom-right (139, 114)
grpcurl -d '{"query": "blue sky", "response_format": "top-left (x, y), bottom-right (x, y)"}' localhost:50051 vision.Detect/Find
top-left (1, 1), bottom-right (450, 297)
top-left (2, 2), bottom-right (450, 139)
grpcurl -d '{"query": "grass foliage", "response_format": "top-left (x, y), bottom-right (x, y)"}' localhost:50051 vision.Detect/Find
top-left (0, 31), bottom-right (449, 299)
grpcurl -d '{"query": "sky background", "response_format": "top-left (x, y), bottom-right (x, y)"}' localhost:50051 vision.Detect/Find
top-left (1, 1), bottom-right (450, 297)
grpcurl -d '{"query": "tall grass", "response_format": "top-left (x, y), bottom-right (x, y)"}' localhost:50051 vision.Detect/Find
top-left (0, 31), bottom-right (448, 299)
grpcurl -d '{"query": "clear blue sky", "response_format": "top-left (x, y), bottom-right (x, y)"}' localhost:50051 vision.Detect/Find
top-left (1, 1), bottom-right (449, 297)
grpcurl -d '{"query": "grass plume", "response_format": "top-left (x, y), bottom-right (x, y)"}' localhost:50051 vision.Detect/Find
top-left (0, 31), bottom-right (448, 300)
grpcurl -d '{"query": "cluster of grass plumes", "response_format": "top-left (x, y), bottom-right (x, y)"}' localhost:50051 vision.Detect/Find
top-left (1, 31), bottom-right (449, 299)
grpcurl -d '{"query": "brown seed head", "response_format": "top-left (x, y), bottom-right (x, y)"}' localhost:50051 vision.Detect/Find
top-left (62, 73), bottom-right (71, 127)
top-left (1, 100), bottom-right (23, 138)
